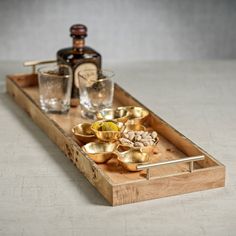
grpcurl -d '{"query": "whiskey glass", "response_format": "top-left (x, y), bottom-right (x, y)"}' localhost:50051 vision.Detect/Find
top-left (78, 69), bottom-right (115, 119)
top-left (37, 64), bottom-right (72, 113)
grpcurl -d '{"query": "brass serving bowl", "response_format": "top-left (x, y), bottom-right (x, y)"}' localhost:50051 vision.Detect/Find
top-left (116, 144), bottom-right (132, 154)
top-left (119, 106), bottom-right (149, 124)
top-left (96, 108), bottom-right (129, 123)
top-left (72, 123), bottom-right (96, 143)
top-left (117, 149), bottom-right (150, 172)
top-left (124, 123), bottom-right (146, 132)
top-left (82, 142), bottom-right (118, 163)
top-left (117, 142), bottom-right (159, 156)
top-left (91, 120), bottom-right (125, 142)
top-left (140, 144), bottom-right (159, 155)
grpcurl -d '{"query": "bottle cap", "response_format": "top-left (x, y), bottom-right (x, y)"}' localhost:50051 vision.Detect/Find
top-left (70, 24), bottom-right (87, 38)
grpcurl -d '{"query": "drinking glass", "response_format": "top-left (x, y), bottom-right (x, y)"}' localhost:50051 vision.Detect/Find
top-left (37, 64), bottom-right (72, 114)
top-left (78, 69), bottom-right (115, 119)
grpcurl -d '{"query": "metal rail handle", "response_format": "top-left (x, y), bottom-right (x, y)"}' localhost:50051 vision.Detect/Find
top-left (24, 60), bottom-right (57, 73)
top-left (137, 155), bottom-right (205, 180)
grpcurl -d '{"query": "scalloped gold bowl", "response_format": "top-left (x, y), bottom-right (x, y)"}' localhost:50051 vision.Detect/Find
top-left (72, 123), bottom-right (96, 143)
top-left (91, 120), bottom-right (125, 142)
top-left (82, 142), bottom-right (118, 163)
top-left (124, 123), bottom-right (146, 132)
top-left (116, 144), bottom-right (132, 154)
top-left (96, 108), bottom-right (129, 123)
top-left (117, 148), bottom-right (150, 172)
top-left (119, 106), bottom-right (149, 124)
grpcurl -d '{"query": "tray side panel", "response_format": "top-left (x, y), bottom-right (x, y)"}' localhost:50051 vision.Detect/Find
top-left (8, 73), bottom-right (38, 87)
top-left (112, 166), bottom-right (225, 206)
top-left (6, 76), bottom-right (114, 204)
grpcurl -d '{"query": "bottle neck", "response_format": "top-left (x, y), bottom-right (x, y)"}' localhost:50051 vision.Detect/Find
top-left (73, 38), bottom-right (85, 49)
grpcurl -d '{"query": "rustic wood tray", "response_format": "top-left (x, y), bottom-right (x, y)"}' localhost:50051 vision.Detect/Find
top-left (6, 73), bottom-right (225, 206)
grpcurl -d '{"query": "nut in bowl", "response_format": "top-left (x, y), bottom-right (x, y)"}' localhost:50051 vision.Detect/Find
top-left (120, 106), bottom-right (149, 124)
top-left (72, 123), bottom-right (96, 143)
top-left (119, 130), bottom-right (159, 154)
top-left (91, 120), bottom-right (125, 142)
top-left (96, 108), bottom-right (129, 123)
top-left (117, 148), bottom-right (150, 172)
top-left (82, 142), bottom-right (118, 163)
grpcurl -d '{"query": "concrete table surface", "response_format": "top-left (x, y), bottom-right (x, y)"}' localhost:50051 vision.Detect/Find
top-left (0, 60), bottom-right (235, 236)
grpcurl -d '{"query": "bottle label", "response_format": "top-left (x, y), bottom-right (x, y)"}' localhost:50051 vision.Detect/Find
top-left (74, 63), bottom-right (97, 88)
top-left (73, 39), bottom-right (85, 48)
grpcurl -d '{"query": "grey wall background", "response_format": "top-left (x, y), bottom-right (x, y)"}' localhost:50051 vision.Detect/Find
top-left (0, 0), bottom-right (236, 62)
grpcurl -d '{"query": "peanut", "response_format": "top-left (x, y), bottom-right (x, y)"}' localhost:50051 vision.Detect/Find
top-left (128, 132), bottom-right (135, 141)
top-left (119, 138), bottom-right (134, 146)
top-left (134, 135), bottom-right (142, 141)
top-left (134, 142), bottom-right (144, 147)
top-left (151, 131), bottom-right (158, 139)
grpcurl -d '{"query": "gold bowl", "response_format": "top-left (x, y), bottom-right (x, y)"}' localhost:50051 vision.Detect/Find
top-left (96, 108), bottom-right (129, 123)
top-left (82, 142), bottom-right (118, 163)
top-left (140, 145), bottom-right (159, 155)
top-left (116, 144), bottom-right (132, 154)
top-left (72, 123), bottom-right (96, 143)
top-left (91, 120), bottom-right (125, 142)
top-left (117, 149), bottom-right (150, 172)
top-left (119, 106), bottom-right (149, 124)
top-left (124, 123), bottom-right (146, 132)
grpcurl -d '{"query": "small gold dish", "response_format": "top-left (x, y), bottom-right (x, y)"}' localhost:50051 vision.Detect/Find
top-left (72, 123), bottom-right (96, 143)
top-left (117, 149), bottom-right (150, 172)
top-left (82, 142), bottom-right (118, 163)
top-left (124, 123), bottom-right (146, 132)
top-left (91, 120), bottom-right (125, 142)
top-left (141, 145), bottom-right (159, 155)
top-left (120, 106), bottom-right (149, 124)
top-left (116, 144), bottom-right (132, 153)
top-left (97, 108), bottom-right (129, 123)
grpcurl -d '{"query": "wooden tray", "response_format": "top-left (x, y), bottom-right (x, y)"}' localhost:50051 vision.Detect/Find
top-left (6, 73), bottom-right (225, 206)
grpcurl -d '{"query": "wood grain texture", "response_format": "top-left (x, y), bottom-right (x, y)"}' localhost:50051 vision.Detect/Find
top-left (112, 166), bottom-right (225, 206)
top-left (6, 73), bottom-right (225, 205)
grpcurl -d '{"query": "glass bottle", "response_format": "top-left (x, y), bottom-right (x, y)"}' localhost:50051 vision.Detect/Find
top-left (57, 24), bottom-right (102, 107)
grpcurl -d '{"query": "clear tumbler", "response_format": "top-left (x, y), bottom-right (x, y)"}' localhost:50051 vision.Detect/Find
top-left (78, 69), bottom-right (115, 119)
top-left (37, 64), bottom-right (72, 114)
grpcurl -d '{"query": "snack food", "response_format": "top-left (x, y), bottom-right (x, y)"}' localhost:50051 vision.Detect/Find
top-left (120, 130), bottom-right (159, 147)
top-left (92, 121), bottom-right (120, 132)
top-left (91, 120), bottom-right (124, 142)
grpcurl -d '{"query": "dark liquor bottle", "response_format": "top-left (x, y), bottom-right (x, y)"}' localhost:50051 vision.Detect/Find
top-left (57, 24), bottom-right (102, 107)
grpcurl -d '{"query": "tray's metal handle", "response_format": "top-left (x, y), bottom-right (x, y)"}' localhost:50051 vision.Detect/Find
top-left (24, 60), bottom-right (57, 74)
top-left (137, 155), bottom-right (205, 180)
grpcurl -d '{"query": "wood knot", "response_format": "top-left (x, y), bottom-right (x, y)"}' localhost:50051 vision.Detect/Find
top-left (91, 166), bottom-right (98, 180)
top-left (65, 143), bottom-right (73, 160)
